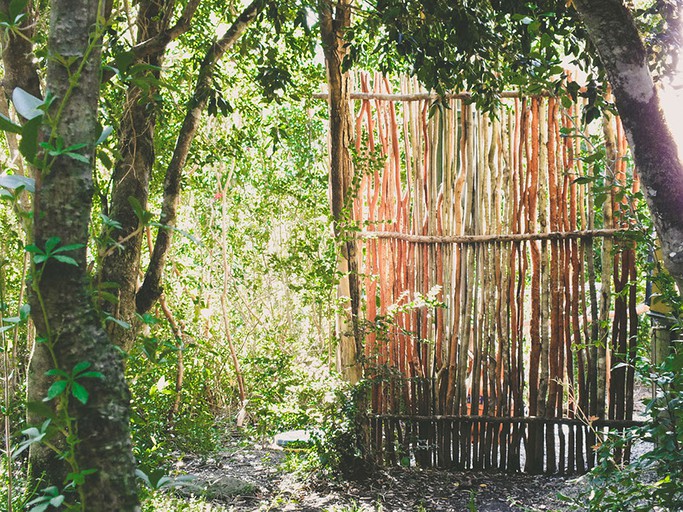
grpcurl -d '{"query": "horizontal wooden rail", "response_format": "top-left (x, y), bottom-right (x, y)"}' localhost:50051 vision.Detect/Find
top-left (355, 228), bottom-right (635, 244)
top-left (370, 414), bottom-right (645, 429)
top-left (313, 91), bottom-right (542, 101)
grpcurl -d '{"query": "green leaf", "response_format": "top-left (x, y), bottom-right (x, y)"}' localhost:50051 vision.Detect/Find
top-left (66, 151), bottom-right (90, 163)
top-left (97, 151), bottom-right (113, 169)
top-left (63, 143), bottom-right (87, 151)
top-left (135, 469), bottom-right (152, 488)
top-left (71, 381), bottom-right (89, 405)
top-left (8, 0), bottom-right (28, 20)
top-left (12, 87), bottom-right (43, 120)
top-left (52, 254), bottom-right (79, 266)
top-left (28, 501), bottom-right (50, 512)
top-left (13, 427), bottom-right (46, 459)
top-left (78, 371), bottom-right (104, 380)
top-left (19, 116), bottom-right (43, 164)
top-left (0, 112), bottom-right (22, 134)
top-left (66, 468), bottom-right (97, 487)
top-left (0, 173), bottom-right (35, 193)
top-left (594, 193), bottom-right (607, 209)
top-left (48, 495), bottom-right (65, 508)
top-left (45, 368), bottom-right (69, 378)
top-left (21, 427), bottom-right (40, 438)
top-left (44, 380), bottom-right (67, 401)
top-left (33, 254), bottom-right (47, 264)
top-left (26, 400), bottom-right (57, 420)
top-left (24, 244), bottom-right (43, 254)
top-left (97, 291), bottom-right (119, 304)
top-left (44, 237), bottom-right (61, 253)
top-left (127, 195), bottom-right (152, 224)
top-left (72, 361), bottom-right (91, 374)
top-left (105, 316), bottom-right (131, 329)
top-left (53, 243), bottom-right (85, 253)
top-left (100, 213), bottom-right (122, 230)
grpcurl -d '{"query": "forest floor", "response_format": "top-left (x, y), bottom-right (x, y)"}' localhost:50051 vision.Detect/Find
top-left (172, 439), bottom-right (584, 511)
top-left (166, 386), bottom-right (653, 511)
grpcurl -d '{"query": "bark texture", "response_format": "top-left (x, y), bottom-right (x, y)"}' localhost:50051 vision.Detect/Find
top-left (28, 0), bottom-right (139, 508)
top-left (98, 0), bottom-right (173, 351)
top-left (0, 0), bottom-right (41, 99)
top-left (0, 0), bottom-right (41, 235)
top-left (574, 0), bottom-right (683, 290)
top-left (319, 0), bottom-right (363, 383)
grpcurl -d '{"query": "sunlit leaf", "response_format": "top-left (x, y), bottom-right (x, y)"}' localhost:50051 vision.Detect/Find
top-left (12, 87), bottom-right (43, 120)
top-left (96, 125), bottom-right (114, 145)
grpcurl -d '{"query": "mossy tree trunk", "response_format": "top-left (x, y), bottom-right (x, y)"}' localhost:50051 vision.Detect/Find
top-left (28, 0), bottom-right (139, 508)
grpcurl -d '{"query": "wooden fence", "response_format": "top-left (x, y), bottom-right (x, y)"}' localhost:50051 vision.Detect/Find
top-left (341, 74), bottom-right (643, 474)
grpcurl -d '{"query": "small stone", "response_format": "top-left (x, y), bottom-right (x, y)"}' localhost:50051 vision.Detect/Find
top-left (178, 475), bottom-right (256, 500)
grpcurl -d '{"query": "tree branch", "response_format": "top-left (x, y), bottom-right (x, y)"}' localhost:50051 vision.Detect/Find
top-left (131, 0), bottom-right (202, 60)
top-left (136, 0), bottom-right (265, 313)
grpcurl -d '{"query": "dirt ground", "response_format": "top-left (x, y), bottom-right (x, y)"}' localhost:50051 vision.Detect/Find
top-left (175, 442), bottom-right (584, 511)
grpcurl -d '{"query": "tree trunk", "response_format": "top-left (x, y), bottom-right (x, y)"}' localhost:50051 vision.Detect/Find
top-left (0, 0), bottom-right (42, 235)
top-left (102, 0), bottom-right (264, 351)
top-left (0, 0), bottom-right (41, 99)
top-left (98, 0), bottom-right (172, 351)
top-left (574, 0), bottom-right (683, 290)
top-left (28, 0), bottom-right (138, 508)
top-left (319, 0), bottom-right (363, 384)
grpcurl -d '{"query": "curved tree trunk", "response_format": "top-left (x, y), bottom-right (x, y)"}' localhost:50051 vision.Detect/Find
top-left (29, 0), bottom-right (138, 508)
top-left (574, 0), bottom-right (683, 290)
top-left (101, 0), bottom-right (264, 352)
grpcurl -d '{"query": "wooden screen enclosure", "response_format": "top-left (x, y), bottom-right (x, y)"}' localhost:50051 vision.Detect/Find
top-left (330, 74), bottom-right (644, 474)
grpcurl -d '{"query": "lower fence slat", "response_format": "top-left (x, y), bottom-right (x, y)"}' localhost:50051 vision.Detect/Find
top-left (365, 414), bottom-right (643, 474)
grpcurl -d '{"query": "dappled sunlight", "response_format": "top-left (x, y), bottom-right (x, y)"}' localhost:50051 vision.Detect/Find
top-left (661, 82), bottom-right (683, 162)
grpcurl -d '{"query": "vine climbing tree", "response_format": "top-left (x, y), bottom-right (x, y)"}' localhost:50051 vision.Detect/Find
top-left (24, 0), bottom-right (138, 508)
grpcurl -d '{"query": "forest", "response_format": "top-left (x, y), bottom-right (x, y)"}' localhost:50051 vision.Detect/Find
top-left (0, 0), bottom-right (682, 511)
